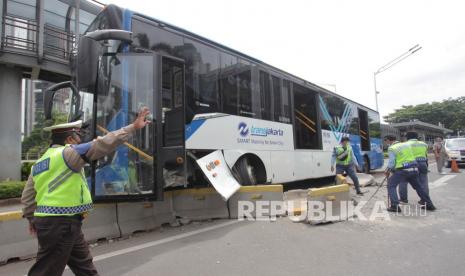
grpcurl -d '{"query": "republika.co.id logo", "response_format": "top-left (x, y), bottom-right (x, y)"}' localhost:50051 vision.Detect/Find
top-left (238, 122), bottom-right (249, 137)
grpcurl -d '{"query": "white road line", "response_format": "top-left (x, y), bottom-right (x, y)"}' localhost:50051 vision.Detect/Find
top-left (93, 220), bottom-right (241, 262)
top-left (429, 175), bottom-right (457, 189)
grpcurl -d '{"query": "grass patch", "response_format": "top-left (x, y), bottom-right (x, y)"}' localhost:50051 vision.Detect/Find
top-left (0, 181), bottom-right (26, 200)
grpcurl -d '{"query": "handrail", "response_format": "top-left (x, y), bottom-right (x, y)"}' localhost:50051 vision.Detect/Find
top-left (295, 109), bottom-right (316, 126)
top-left (96, 125), bottom-right (154, 161)
top-left (296, 116), bottom-right (316, 133)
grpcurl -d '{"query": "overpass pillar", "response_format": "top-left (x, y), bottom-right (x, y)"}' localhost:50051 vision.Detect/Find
top-left (0, 65), bottom-right (22, 181)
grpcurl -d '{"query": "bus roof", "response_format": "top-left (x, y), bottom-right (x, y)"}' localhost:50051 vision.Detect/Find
top-left (101, 4), bottom-right (379, 114)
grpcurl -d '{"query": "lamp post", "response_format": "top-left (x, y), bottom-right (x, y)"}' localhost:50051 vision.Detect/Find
top-left (374, 44), bottom-right (422, 112)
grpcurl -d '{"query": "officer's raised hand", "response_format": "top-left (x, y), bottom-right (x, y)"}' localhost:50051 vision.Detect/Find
top-left (133, 107), bottom-right (151, 129)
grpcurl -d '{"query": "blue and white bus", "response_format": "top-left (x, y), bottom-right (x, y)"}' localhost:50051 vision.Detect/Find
top-left (44, 4), bottom-right (383, 202)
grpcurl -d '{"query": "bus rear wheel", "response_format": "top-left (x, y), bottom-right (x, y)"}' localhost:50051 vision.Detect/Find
top-left (363, 156), bottom-right (370, 174)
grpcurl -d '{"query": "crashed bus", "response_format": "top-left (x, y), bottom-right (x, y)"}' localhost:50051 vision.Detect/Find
top-left (44, 4), bottom-right (383, 202)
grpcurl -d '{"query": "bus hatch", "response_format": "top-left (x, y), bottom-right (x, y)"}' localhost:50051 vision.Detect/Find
top-left (196, 150), bottom-right (241, 200)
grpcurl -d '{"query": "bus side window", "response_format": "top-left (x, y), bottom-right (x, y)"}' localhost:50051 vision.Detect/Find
top-left (183, 39), bottom-right (220, 122)
top-left (272, 75), bottom-right (281, 122)
top-left (237, 59), bottom-right (254, 117)
top-left (259, 71), bottom-right (271, 120)
top-left (293, 83), bottom-right (320, 149)
top-left (220, 52), bottom-right (239, 115)
top-left (272, 77), bottom-right (292, 124)
top-left (282, 80), bottom-right (292, 123)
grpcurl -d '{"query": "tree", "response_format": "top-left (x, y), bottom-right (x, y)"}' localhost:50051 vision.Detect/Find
top-left (22, 111), bottom-right (68, 157)
top-left (384, 97), bottom-right (465, 133)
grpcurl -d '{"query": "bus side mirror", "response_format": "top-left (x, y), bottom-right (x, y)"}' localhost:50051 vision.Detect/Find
top-left (76, 36), bottom-right (101, 93)
top-left (76, 30), bottom-right (132, 94)
top-left (44, 81), bottom-right (81, 121)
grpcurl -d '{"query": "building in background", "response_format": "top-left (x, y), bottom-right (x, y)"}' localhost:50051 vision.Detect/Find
top-left (389, 120), bottom-right (452, 145)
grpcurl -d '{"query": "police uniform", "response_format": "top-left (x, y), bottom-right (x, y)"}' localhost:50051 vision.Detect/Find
top-left (332, 143), bottom-right (362, 194)
top-left (386, 141), bottom-right (435, 210)
top-left (21, 121), bottom-right (135, 276)
top-left (398, 139), bottom-right (429, 202)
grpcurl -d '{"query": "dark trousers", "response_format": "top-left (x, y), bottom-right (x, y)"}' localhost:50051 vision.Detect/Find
top-left (387, 169), bottom-right (434, 208)
top-left (28, 216), bottom-right (99, 276)
top-left (336, 164), bottom-right (361, 193)
top-left (399, 161), bottom-right (429, 201)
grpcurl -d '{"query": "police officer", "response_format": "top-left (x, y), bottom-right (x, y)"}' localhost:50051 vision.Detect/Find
top-left (398, 132), bottom-right (429, 203)
top-left (331, 136), bottom-right (364, 195)
top-left (384, 135), bottom-right (436, 212)
top-left (21, 108), bottom-right (151, 276)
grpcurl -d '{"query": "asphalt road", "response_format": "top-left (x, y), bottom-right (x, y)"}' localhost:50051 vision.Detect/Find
top-left (2, 163), bottom-right (465, 276)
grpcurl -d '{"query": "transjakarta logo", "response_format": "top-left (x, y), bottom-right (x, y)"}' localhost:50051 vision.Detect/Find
top-left (237, 122), bottom-right (284, 137)
top-left (238, 122), bottom-right (249, 137)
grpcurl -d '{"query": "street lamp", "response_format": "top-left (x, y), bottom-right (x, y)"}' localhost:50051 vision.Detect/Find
top-left (374, 44), bottom-right (422, 112)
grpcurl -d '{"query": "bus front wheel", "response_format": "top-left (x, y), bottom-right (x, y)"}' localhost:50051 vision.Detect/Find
top-left (232, 155), bottom-right (266, 186)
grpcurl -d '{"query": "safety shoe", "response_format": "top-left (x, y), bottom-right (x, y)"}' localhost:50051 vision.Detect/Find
top-left (420, 204), bottom-right (436, 211)
top-left (387, 205), bottom-right (402, 213)
top-left (356, 190), bottom-right (365, 195)
top-left (400, 199), bottom-right (408, 204)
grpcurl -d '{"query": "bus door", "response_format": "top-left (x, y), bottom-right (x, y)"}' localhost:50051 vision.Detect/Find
top-left (157, 56), bottom-right (187, 191)
top-left (358, 108), bottom-right (370, 151)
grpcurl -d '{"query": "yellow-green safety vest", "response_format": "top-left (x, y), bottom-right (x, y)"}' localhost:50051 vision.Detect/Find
top-left (388, 142), bottom-right (418, 169)
top-left (406, 139), bottom-right (428, 162)
top-left (335, 145), bottom-right (353, 165)
top-left (31, 146), bottom-right (93, 216)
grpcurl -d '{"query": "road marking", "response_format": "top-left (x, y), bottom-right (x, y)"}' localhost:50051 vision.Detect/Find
top-left (93, 220), bottom-right (241, 262)
top-left (429, 175), bottom-right (457, 189)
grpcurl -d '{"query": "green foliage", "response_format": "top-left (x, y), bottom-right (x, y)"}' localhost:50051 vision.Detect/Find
top-left (0, 181), bottom-right (26, 199)
top-left (21, 162), bottom-right (34, 181)
top-left (22, 110), bottom-right (68, 157)
top-left (383, 97), bottom-right (465, 133)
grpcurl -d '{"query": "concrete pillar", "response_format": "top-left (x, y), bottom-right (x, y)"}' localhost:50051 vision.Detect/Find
top-left (0, 65), bottom-right (22, 180)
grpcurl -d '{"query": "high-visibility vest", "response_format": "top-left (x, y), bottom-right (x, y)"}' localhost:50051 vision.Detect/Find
top-left (335, 145), bottom-right (353, 165)
top-left (406, 139), bottom-right (428, 162)
top-left (32, 146), bottom-right (93, 217)
top-left (388, 142), bottom-right (418, 169)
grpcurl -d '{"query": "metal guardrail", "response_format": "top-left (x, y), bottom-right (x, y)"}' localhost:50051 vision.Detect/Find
top-left (1, 15), bottom-right (76, 61)
top-left (21, 150), bottom-right (46, 161)
top-left (1, 15), bottom-right (37, 51)
top-left (44, 24), bottom-right (76, 59)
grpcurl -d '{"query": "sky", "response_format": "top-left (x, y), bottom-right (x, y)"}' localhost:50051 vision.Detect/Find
top-left (103, 0), bottom-right (465, 120)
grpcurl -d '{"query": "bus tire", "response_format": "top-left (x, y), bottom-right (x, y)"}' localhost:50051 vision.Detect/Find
top-left (363, 156), bottom-right (370, 174)
top-left (232, 155), bottom-right (266, 186)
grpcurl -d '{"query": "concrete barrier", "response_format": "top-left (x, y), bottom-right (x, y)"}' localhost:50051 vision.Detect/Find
top-left (172, 187), bottom-right (229, 220)
top-left (335, 174), bottom-right (347, 185)
top-left (0, 211), bottom-right (37, 264)
top-left (307, 184), bottom-right (351, 224)
top-left (117, 193), bottom-right (175, 236)
top-left (283, 189), bottom-right (308, 222)
top-left (82, 203), bottom-right (120, 242)
top-left (228, 185), bottom-right (284, 219)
